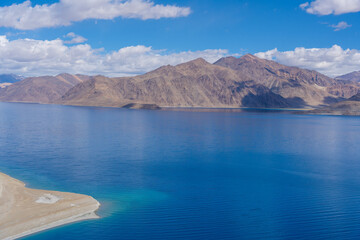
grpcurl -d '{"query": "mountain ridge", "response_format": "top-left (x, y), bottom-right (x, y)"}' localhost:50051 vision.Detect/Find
top-left (0, 55), bottom-right (359, 112)
top-left (59, 57), bottom-right (307, 109)
top-left (336, 71), bottom-right (360, 83)
top-left (214, 55), bottom-right (358, 106)
top-left (0, 74), bottom-right (89, 104)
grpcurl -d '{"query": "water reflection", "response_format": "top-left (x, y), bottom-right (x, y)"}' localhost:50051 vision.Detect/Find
top-left (1, 102), bottom-right (360, 239)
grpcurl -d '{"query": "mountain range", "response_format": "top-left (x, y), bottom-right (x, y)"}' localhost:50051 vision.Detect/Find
top-left (0, 74), bottom-right (90, 103)
top-left (336, 71), bottom-right (360, 83)
top-left (0, 55), bottom-right (359, 114)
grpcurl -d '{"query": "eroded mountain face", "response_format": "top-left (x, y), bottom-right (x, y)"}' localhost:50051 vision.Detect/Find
top-left (214, 55), bottom-right (359, 106)
top-left (1, 55), bottom-right (359, 109)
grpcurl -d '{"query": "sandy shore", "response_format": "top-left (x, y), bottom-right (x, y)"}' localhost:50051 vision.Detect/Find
top-left (0, 172), bottom-right (100, 240)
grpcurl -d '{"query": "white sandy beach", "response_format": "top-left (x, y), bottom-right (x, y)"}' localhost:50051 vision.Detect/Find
top-left (0, 172), bottom-right (100, 240)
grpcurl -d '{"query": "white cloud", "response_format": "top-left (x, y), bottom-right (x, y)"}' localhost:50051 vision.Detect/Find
top-left (330, 21), bottom-right (352, 31)
top-left (300, 2), bottom-right (310, 9)
top-left (64, 32), bottom-right (87, 44)
top-left (2, 35), bottom-right (359, 78)
top-left (255, 45), bottom-right (360, 77)
top-left (0, 35), bottom-right (229, 77)
top-left (0, 0), bottom-right (191, 30)
top-left (300, 0), bottom-right (360, 15)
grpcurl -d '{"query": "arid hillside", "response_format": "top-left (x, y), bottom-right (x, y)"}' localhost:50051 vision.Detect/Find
top-left (1, 55), bottom-right (359, 110)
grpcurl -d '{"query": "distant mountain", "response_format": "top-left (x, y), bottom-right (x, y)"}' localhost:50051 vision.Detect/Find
top-left (214, 54), bottom-right (358, 106)
top-left (59, 58), bottom-right (304, 109)
top-left (0, 74), bottom-right (24, 84)
top-left (0, 74), bottom-right (90, 104)
top-left (336, 71), bottom-right (360, 83)
top-left (306, 102), bottom-right (360, 116)
top-left (305, 92), bottom-right (360, 116)
top-left (1, 55), bottom-right (360, 112)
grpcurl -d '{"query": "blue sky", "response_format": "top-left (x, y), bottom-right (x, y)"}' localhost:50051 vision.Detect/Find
top-left (0, 0), bottom-right (359, 77)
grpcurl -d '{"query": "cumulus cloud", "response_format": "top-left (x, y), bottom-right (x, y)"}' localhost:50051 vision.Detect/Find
top-left (300, 0), bottom-right (360, 15)
top-left (330, 21), bottom-right (352, 31)
top-left (255, 45), bottom-right (360, 77)
top-left (64, 32), bottom-right (87, 44)
top-left (0, 0), bottom-right (191, 30)
top-left (2, 35), bottom-right (359, 78)
top-left (0, 35), bottom-right (229, 77)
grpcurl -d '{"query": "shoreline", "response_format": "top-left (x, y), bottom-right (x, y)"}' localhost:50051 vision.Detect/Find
top-left (3, 101), bottom-right (360, 116)
top-left (0, 100), bottom-right (313, 112)
top-left (0, 172), bottom-right (100, 240)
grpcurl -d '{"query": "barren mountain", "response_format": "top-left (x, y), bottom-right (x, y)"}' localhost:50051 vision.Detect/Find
top-left (59, 58), bottom-right (302, 108)
top-left (1, 55), bottom-right (360, 111)
top-left (0, 74), bottom-right (89, 104)
top-left (306, 102), bottom-right (360, 116)
top-left (336, 71), bottom-right (360, 83)
top-left (214, 54), bottom-right (358, 106)
top-left (304, 92), bottom-right (360, 116)
top-left (349, 92), bottom-right (360, 101)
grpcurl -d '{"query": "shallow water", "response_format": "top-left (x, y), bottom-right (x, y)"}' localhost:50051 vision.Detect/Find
top-left (1, 102), bottom-right (360, 239)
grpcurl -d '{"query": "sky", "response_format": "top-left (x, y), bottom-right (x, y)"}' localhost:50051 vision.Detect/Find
top-left (0, 0), bottom-right (360, 77)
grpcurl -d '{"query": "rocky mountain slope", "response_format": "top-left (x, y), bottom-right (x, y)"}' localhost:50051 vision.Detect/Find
top-left (1, 55), bottom-right (359, 110)
top-left (0, 74), bottom-right (90, 104)
top-left (59, 58), bottom-right (306, 108)
top-left (214, 55), bottom-right (358, 106)
top-left (307, 101), bottom-right (360, 116)
top-left (336, 71), bottom-right (360, 83)
top-left (306, 93), bottom-right (360, 115)
top-left (349, 92), bottom-right (360, 101)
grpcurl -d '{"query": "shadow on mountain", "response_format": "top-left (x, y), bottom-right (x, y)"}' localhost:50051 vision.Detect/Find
top-left (286, 97), bottom-right (307, 108)
top-left (241, 91), bottom-right (306, 108)
top-left (349, 93), bottom-right (360, 101)
top-left (323, 96), bottom-right (345, 105)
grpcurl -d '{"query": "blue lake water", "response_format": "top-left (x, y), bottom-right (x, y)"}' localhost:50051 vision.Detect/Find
top-left (1, 102), bottom-right (360, 239)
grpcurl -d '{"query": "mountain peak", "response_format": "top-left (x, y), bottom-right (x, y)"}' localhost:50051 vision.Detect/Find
top-left (213, 56), bottom-right (237, 65)
top-left (57, 73), bottom-right (73, 77)
top-left (188, 58), bottom-right (209, 65)
top-left (242, 53), bottom-right (256, 58)
top-left (240, 54), bottom-right (261, 61)
top-left (175, 58), bottom-right (210, 69)
top-left (214, 54), bottom-right (261, 66)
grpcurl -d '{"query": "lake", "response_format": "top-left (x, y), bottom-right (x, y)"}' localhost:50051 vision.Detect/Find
top-left (1, 102), bottom-right (360, 239)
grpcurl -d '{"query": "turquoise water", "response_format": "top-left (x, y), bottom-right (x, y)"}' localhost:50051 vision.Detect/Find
top-left (1, 102), bottom-right (360, 239)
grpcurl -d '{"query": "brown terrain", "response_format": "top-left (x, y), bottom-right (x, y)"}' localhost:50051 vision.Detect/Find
top-left (58, 55), bottom-right (359, 109)
top-left (306, 93), bottom-right (360, 115)
top-left (0, 73), bottom-right (90, 104)
top-left (336, 71), bottom-right (360, 83)
top-left (0, 55), bottom-right (359, 114)
top-left (59, 58), bottom-right (298, 108)
top-left (214, 55), bottom-right (358, 106)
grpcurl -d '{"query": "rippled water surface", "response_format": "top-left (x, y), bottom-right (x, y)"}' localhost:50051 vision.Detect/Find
top-left (1, 102), bottom-right (360, 239)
